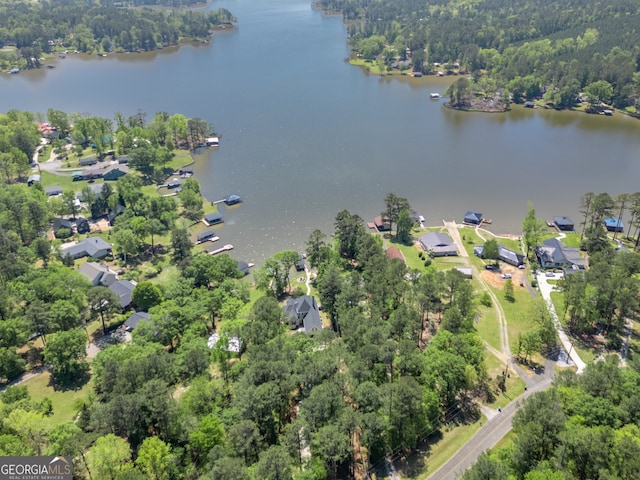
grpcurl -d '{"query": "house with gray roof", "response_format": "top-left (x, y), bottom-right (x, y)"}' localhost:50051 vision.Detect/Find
top-left (283, 295), bottom-right (323, 334)
top-left (536, 238), bottom-right (587, 270)
top-left (474, 244), bottom-right (524, 267)
top-left (109, 280), bottom-right (137, 309)
top-left (78, 262), bottom-right (117, 287)
top-left (419, 232), bottom-right (458, 257)
top-left (60, 237), bottom-right (112, 260)
top-left (45, 185), bottom-right (63, 196)
top-left (124, 311), bottom-right (150, 331)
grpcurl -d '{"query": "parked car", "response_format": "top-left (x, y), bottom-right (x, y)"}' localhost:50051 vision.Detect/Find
top-left (501, 273), bottom-right (512, 279)
top-left (518, 264), bottom-right (526, 269)
top-left (545, 271), bottom-right (555, 277)
top-left (486, 264), bottom-right (499, 271)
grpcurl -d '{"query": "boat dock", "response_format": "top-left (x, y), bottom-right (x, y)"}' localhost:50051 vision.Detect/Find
top-left (209, 244), bottom-right (234, 255)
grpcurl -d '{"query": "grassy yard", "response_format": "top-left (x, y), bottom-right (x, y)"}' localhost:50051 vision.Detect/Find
top-left (41, 171), bottom-right (106, 192)
top-left (484, 350), bottom-right (527, 409)
top-left (21, 371), bottom-right (93, 427)
top-left (475, 304), bottom-right (501, 352)
top-left (487, 284), bottom-right (537, 354)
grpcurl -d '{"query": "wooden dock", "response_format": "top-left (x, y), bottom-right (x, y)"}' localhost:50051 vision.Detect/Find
top-left (209, 244), bottom-right (234, 255)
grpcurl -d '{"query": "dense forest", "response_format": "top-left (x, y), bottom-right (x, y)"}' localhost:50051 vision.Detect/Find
top-left (0, 0), bottom-right (234, 70)
top-left (318, 0), bottom-right (640, 110)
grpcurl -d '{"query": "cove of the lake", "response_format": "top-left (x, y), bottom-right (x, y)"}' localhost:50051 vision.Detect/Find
top-left (2, 0), bottom-right (640, 263)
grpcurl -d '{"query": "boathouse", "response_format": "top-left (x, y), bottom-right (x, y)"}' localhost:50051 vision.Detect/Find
top-left (203, 212), bottom-right (223, 226)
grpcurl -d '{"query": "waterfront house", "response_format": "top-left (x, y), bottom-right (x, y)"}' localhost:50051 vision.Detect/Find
top-left (536, 238), bottom-right (587, 269)
top-left (474, 244), bottom-right (525, 267)
top-left (419, 232), bottom-right (458, 257)
top-left (203, 212), bottom-right (223, 226)
top-left (45, 185), bottom-right (63, 197)
top-left (604, 217), bottom-right (624, 232)
top-left (61, 237), bottom-right (113, 260)
top-left (463, 211), bottom-right (483, 225)
top-left (283, 295), bottom-right (323, 334)
top-left (124, 311), bottom-right (150, 331)
top-left (554, 216), bottom-right (574, 231)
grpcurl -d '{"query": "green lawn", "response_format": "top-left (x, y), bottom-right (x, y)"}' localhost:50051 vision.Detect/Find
top-left (476, 304), bottom-right (501, 352)
top-left (21, 371), bottom-right (92, 427)
top-left (562, 232), bottom-right (582, 248)
top-left (41, 171), bottom-right (106, 193)
top-left (486, 284), bottom-right (536, 354)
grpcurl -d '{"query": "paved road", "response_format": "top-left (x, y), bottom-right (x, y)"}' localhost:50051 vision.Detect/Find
top-left (427, 377), bottom-right (553, 480)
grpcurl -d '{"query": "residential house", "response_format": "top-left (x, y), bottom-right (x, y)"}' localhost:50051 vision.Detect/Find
top-left (109, 280), bottom-right (137, 310)
top-left (553, 216), bottom-right (574, 231)
top-left (536, 238), bottom-right (587, 269)
top-left (52, 218), bottom-right (73, 238)
top-left (283, 295), bottom-right (323, 334)
top-left (419, 232), bottom-right (458, 257)
top-left (604, 217), bottom-right (624, 232)
top-left (45, 185), bottom-right (63, 197)
top-left (203, 212), bottom-right (223, 226)
top-left (474, 244), bottom-right (524, 267)
top-left (78, 262), bottom-right (117, 286)
top-left (60, 237), bottom-right (112, 260)
top-left (124, 311), bottom-right (150, 331)
top-left (83, 167), bottom-right (105, 179)
top-left (76, 183), bottom-right (108, 202)
top-left (463, 211), bottom-right (483, 225)
top-left (27, 174), bottom-right (41, 186)
top-left (373, 215), bottom-right (391, 232)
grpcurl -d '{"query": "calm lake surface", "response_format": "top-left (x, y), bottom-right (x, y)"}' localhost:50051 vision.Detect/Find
top-left (2, 0), bottom-right (640, 263)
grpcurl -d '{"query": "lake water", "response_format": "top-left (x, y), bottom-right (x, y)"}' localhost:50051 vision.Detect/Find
top-left (2, 0), bottom-right (640, 263)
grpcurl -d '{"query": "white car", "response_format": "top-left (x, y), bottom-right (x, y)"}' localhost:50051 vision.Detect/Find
top-left (501, 273), bottom-right (512, 279)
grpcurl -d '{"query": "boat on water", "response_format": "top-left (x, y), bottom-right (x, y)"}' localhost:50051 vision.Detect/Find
top-left (8, 68), bottom-right (19, 74)
top-left (430, 93), bottom-right (440, 99)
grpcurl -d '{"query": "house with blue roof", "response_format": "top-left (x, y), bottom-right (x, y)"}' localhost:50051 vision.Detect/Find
top-left (604, 217), bottom-right (624, 232)
top-left (463, 211), bottom-right (483, 225)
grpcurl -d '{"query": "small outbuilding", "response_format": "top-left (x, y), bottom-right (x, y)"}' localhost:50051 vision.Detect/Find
top-left (27, 174), bottom-right (41, 186)
top-left (52, 218), bottom-right (73, 238)
top-left (45, 185), bottom-right (63, 197)
top-left (224, 194), bottom-right (242, 206)
top-left (196, 229), bottom-right (217, 243)
top-left (463, 211), bottom-right (483, 225)
top-left (203, 212), bottom-right (223, 226)
top-left (79, 157), bottom-right (98, 167)
top-left (554, 216), bottom-right (575, 231)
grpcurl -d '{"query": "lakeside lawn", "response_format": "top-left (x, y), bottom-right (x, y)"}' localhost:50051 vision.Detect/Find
top-left (475, 303), bottom-right (501, 352)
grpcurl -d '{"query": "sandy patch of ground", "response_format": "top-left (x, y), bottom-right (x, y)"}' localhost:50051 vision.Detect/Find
top-left (90, 218), bottom-right (111, 232)
top-left (479, 267), bottom-right (526, 290)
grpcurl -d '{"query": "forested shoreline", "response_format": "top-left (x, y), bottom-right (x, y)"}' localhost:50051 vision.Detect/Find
top-left (319, 0), bottom-right (640, 112)
top-left (0, 0), bottom-right (235, 71)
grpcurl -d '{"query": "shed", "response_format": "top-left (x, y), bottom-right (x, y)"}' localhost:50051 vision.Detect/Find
top-left (45, 185), bottom-right (63, 196)
top-left (204, 212), bottom-right (223, 226)
top-left (79, 157), bottom-right (98, 166)
top-left (463, 211), bottom-right (483, 225)
top-left (27, 174), bottom-right (41, 186)
top-left (455, 267), bottom-right (473, 279)
top-left (76, 218), bottom-right (90, 234)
